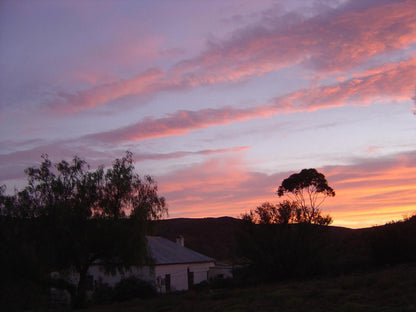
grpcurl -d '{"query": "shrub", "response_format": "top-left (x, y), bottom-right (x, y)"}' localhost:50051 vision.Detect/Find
top-left (113, 276), bottom-right (156, 301)
top-left (92, 282), bottom-right (114, 305)
top-left (371, 216), bottom-right (416, 265)
top-left (93, 276), bottom-right (156, 304)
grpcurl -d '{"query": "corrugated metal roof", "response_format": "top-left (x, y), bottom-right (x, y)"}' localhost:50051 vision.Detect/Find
top-left (146, 236), bottom-right (215, 265)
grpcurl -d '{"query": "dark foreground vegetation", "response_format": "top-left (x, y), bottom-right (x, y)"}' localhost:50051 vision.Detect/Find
top-left (2, 214), bottom-right (416, 311)
top-left (82, 263), bottom-right (416, 312)
top-left (1, 157), bottom-right (415, 311)
top-left (0, 152), bottom-right (167, 310)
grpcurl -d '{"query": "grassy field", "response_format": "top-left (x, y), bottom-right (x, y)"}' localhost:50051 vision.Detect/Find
top-left (82, 264), bottom-right (416, 312)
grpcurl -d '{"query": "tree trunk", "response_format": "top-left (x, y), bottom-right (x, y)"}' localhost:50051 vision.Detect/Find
top-left (73, 266), bottom-right (89, 309)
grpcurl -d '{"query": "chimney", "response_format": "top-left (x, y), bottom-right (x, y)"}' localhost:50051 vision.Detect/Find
top-left (176, 235), bottom-right (184, 247)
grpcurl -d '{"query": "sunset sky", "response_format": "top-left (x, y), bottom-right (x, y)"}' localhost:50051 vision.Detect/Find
top-left (1, 0), bottom-right (415, 228)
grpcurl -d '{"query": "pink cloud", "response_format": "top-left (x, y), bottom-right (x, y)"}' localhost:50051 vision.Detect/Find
top-left (275, 56), bottom-right (416, 111)
top-left (47, 0), bottom-right (416, 114)
top-left (365, 146), bottom-right (381, 154)
top-left (0, 144), bottom-right (111, 181)
top-left (158, 156), bottom-right (283, 217)
top-left (51, 68), bottom-right (165, 113)
top-left (173, 0), bottom-right (416, 79)
top-left (133, 146), bottom-right (251, 162)
top-left (83, 56), bottom-right (416, 145)
top-left (323, 151), bottom-right (416, 227)
top-left (0, 143), bottom-right (250, 185)
top-left (158, 150), bottom-right (416, 228)
top-left (85, 106), bottom-right (277, 143)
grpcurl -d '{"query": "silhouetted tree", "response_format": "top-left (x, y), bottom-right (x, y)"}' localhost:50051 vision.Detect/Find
top-left (241, 200), bottom-right (299, 224)
top-left (237, 219), bottom-right (334, 281)
top-left (0, 151), bottom-right (167, 308)
top-left (277, 200), bottom-right (298, 224)
top-left (242, 202), bottom-right (277, 224)
top-left (277, 168), bottom-right (334, 225)
top-left (97, 151), bottom-right (167, 221)
top-left (238, 169), bottom-right (336, 281)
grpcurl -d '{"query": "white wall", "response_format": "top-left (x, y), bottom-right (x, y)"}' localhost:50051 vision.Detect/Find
top-left (154, 261), bottom-right (214, 293)
top-left (88, 265), bottom-right (154, 288)
top-left (55, 261), bottom-right (215, 294)
top-left (208, 265), bottom-right (233, 280)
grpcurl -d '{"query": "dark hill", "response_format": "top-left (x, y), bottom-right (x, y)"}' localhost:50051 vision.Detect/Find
top-left (152, 217), bottom-right (242, 262)
top-left (152, 215), bottom-right (416, 271)
top-left (152, 217), bottom-right (358, 263)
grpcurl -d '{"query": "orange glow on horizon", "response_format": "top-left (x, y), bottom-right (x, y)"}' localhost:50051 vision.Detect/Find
top-left (160, 156), bottom-right (416, 229)
top-left (323, 164), bottom-right (416, 228)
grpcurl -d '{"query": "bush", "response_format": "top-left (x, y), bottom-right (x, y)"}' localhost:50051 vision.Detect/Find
top-left (93, 276), bottom-right (156, 304)
top-left (92, 282), bottom-right (114, 305)
top-left (237, 223), bottom-right (334, 281)
top-left (113, 276), bottom-right (156, 302)
top-left (371, 216), bottom-right (416, 266)
top-left (209, 277), bottom-right (236, 289)
top-left (0, 277), bottom-right (49, 311)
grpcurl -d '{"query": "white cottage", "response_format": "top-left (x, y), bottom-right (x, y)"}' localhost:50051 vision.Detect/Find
top-left (146, 236), bottom-right (215, 292)
top-left (88, 235), bottom-right (215, 293)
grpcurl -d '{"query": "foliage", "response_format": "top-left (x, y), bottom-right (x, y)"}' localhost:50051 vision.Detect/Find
top-left (92, 282), bottom-right (114, 305)
top-left (93, 277), bottom-right (156, 304)
top-left (242, 200), bottom-right (300, 224)
top-left (277, 168), bottom-right (334, 225)
top-left (0, 217), bottom-right (50, 310)
top-left (242, 169), bottom-right (333, 226)
top-left (237, 169), bottom-right (337, 282)
top-left (370, 214), bottom-right (416, 266)
top-left (237, 222), bottom-right (333, 281)
top-left (82, 264), bottom-right (416, 312)
top-left (97, 151), bottom-right (166, 220)
top-left (113, 276), bottom-right (157, 301)
top-left (0, 151), bottom-right (167, 309)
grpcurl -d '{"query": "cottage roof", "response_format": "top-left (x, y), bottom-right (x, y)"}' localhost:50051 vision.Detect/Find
top-left (146, 236), bottom-right (214, 265)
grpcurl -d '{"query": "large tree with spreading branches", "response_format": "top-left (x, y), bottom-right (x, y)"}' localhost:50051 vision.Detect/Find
top-left (277, 168), bottom-right (335, 225)
top-left (0, 151), bottom-right (167, 308)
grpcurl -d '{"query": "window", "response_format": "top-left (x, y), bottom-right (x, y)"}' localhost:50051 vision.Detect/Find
top-left (187, 268), bottom-right (194, 289)
top-left (165, 274), bottom-right (171, 293)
